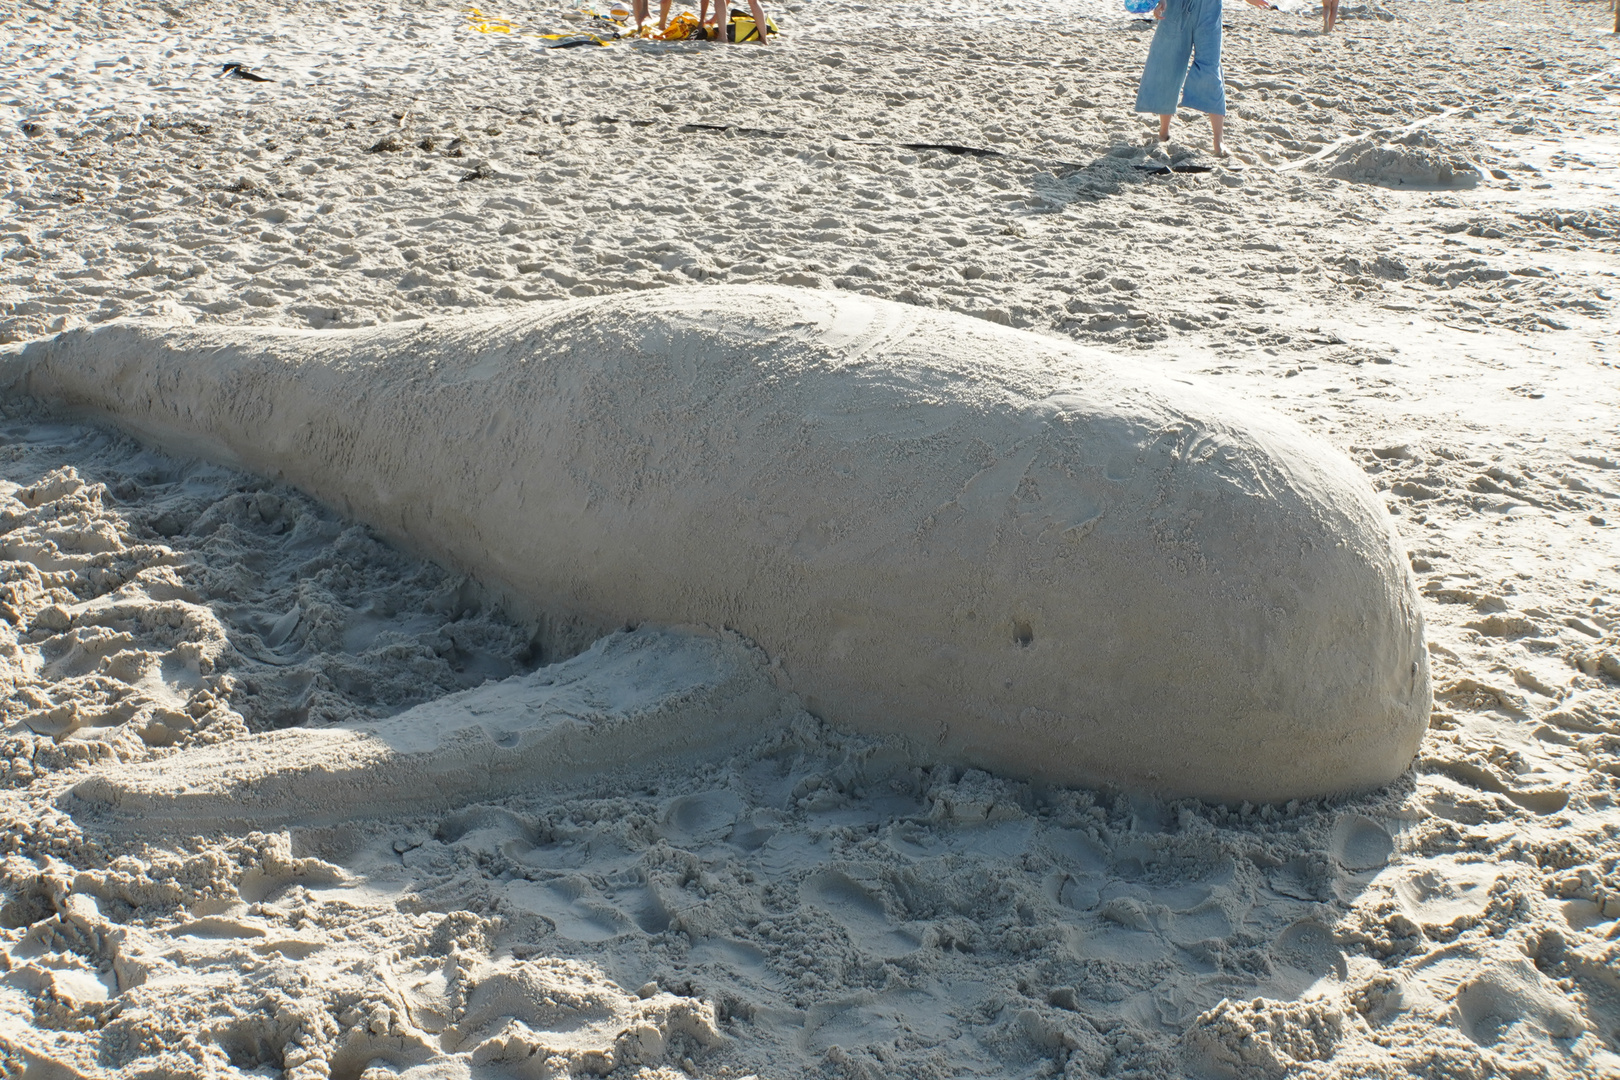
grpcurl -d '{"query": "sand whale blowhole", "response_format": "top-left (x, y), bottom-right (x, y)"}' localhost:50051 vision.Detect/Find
top-left (4, 285), bottom-right (1429, 804)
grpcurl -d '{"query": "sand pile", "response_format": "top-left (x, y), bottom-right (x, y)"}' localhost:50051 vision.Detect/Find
top-left (1310, 128), bottom-right (1483, 190)
top-left (2, 0), bottom-right (1619, 1078)
top-left (7, 286), bottom-right (1429, 801)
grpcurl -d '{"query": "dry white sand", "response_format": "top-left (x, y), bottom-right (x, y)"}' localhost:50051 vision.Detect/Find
top-left (2, 1), bottom-right (1619, 1079)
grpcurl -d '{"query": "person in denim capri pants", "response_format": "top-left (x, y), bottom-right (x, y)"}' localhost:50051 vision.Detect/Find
top-left (1135, 0), bottom-right (1273, 157)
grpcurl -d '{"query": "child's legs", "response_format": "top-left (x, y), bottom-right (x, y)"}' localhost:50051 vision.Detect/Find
top-left (746, 0), bottom-right (769, 39)
top-left (1179, 0), bottom-right (1225, 116)
top-left (1134, 3), bottom-right (1196, 117)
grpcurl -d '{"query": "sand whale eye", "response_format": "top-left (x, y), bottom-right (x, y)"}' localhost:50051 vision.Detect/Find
top-left (14, 285), bottom-right (1429, 812)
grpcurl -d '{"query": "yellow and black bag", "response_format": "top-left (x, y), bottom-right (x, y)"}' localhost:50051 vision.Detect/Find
top-left (725, 9), bottom-right (778, 40)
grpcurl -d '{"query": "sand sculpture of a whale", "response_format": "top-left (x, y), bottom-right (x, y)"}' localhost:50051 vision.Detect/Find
top-left (2, 285), bottom-right (1429, 802)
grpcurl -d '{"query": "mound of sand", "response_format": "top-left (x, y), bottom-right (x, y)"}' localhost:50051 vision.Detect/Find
top-left (1310, 129), bottom-right (1482, 189)
top-left (4, 285), bottom-right (1429, 801)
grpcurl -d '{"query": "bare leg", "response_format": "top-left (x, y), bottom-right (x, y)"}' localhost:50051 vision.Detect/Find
top-left (1210, 113), bottom-right (1224, 157)
top-left (659, 0), bottom-right (672, 29)
top-left (1158, 114), bottom-right (1172, 143)
top-left (748, 0), bottom-right (769, 41)
top-left (633, 0), bottom-right (648, 32)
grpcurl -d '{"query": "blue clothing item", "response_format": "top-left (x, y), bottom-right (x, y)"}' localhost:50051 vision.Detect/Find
top-left (1134, 0), bottom-right (1226, 117)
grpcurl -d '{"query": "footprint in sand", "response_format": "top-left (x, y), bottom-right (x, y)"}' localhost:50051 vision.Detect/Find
top-left (504, 877), bottom-right (642, 943)
top-left (1454, 958), bottom-right (1585, 1047)
top-left (1042, 828), bottom-right (1112, 873)
top-left (1080, 893), bottom-right (1174, 964)
top-left (660, 789), bottom-right (746, 847)
top-left (437, 805), bottom-right (539, 855)
top-left (1269, 919), bottom-right (1349, 996)
top-left (1331, 813), bottom-right (1395, 871)
top-left (1165, 901), bottom-right (1235, 948)
top-left (689, 937), bottom-right (786, 992)
top-left (1393, 858), bottom-right (1500, 934)
top-left (800, 870), bottom-right (918, 958)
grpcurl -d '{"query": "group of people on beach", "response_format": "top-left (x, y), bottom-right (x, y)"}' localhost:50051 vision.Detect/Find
top-left (632, 0), bottom-right (771, 42)
top-left (628, 0), bottom-right (1345, 156)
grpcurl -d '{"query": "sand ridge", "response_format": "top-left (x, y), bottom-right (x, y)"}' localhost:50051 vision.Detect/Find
top-left (65, 625), bottom-right (793, 828)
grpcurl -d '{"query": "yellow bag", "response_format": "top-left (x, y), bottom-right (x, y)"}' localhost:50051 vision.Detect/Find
top-left (727, 10), bottom-right (778, 40)
top-left (658, 11), bottom-right (706, 39)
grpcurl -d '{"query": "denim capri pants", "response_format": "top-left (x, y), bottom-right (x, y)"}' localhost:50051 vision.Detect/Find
top-left (1134, 0), bottom-right (1226, 117)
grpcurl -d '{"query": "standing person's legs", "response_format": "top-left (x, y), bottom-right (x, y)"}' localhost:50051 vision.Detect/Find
top-left (745, 0), bottom-right (769, 41)
top-left (633, 0), bottom-right (648, 32)
top-left (1179, 0), bottom-right (1227, 153)
top-left (1134, 0), bottom-right (1195, 141)
top-left (659, 0), bottom-right (672, 30)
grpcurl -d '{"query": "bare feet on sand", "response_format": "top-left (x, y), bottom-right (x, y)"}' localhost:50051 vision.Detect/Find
top-left (1156, 113), bottom-right (1223, 156)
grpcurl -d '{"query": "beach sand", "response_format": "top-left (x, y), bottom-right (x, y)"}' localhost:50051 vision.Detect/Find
top-left (1, 1), bottom-right (1618, 1077)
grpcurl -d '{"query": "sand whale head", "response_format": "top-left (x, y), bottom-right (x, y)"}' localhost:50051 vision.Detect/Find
top-left (7, 285), bottom-right (1429, 802)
